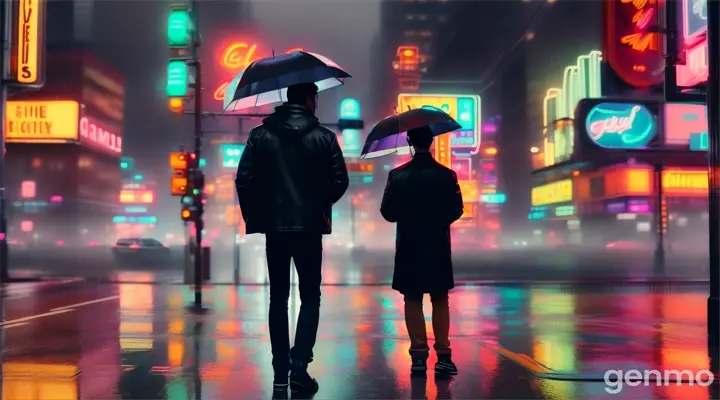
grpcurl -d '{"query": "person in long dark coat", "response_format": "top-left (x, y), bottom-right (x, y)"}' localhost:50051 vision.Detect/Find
top-left (380, 126), bottom-right (464, 376)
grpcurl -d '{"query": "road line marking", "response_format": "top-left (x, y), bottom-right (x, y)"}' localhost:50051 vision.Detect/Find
top-left (0, 309), bottom-right (74, 327)
top-left (50, 295), bottom-right (120, 311)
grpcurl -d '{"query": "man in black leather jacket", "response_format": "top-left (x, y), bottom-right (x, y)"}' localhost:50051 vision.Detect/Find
top-left (235, 83), bottom-right (349, 394)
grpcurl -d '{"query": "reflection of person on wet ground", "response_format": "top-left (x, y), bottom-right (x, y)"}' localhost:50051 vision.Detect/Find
top-left (380, 126), bottom-right (463, 376)
top-left (235, 83), bottom-right (349, 396)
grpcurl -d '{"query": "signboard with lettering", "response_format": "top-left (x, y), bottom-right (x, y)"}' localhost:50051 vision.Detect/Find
top-left (604, 0), bottom-right (663, 87)
top-left (584, 102), bottom-right (657, 149)
top-left (5, 101), bottom-right (79, 142)
top-left (531, 180), bottom-right (573, 207)
top-left (662, 169), bottom-right (707, 196)
top-left (397, 93), bottom-right (481, 151)
top-left (458, 180), bottom-right (478, 203)
top-left (11, 0), bottom-right (46, 86)
top-left (79, 108), bottom-right (122, 156)
top-left (664, 103), bottom-right (707, 149)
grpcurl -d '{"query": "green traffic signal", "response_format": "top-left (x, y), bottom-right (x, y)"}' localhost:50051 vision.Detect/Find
top-left (168, 8), bottom-right (192, 47)
top-left (166, 60), bottom-right (188, 97)
top-left (193, 188), bottom-right (200, 195)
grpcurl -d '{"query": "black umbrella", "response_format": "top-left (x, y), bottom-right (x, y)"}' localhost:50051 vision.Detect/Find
top-left (361, 106), bottom-right (461, 159)
top-left (223, 51), bottom-right (350, 112)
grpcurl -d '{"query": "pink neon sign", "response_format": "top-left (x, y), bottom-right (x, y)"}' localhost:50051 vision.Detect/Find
top-left (79, 114), bottom-right (122, 155)
top-left (677, 0), bottom-right (708, 86)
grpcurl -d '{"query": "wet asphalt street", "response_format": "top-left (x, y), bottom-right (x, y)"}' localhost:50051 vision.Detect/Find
top-left (0, 279), bottom-right (717, 399)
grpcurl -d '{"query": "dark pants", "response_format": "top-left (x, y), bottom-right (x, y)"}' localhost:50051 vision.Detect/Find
top-left (266, 232), bottom-right (323, 373)
top-left (403, 292), bottom-right (451, 359)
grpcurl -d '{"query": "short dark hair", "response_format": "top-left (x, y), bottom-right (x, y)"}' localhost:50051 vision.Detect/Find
top-left (287, 83), bottom-right (318, 104)
top-left (407, 126), bottom-right (433, 149)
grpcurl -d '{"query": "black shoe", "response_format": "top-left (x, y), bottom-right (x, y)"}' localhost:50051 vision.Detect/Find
top-left (435, 355), bottom-right (458, 375)
top-left (290, 364), bottom-right (319, 395)
top-left (411, 357), bottom-right (427, 374)
top-left (273, 371), bottom-right (289, 392)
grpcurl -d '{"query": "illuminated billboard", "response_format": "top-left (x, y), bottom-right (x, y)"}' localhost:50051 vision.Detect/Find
top-left (79, 109), bottom-right (122, 155)
top-left (542, 51), bottom-right (602, 167)
top-left (604, 0), bottom-right (664, 87)
top-left (662, 169), bottom-right (707, 197)
top-left (664, 103), bottom-right (707, 150)
top-left (584, 103), bottom-right (657, 149)
top-left (13, 0), bottom-right (46, 86)
top-left (531, 180), bottom-right (573, 207)
top-left (397, 93), bottom-right (481, 151)
top-left (5, 101), bottom-right (79, 142)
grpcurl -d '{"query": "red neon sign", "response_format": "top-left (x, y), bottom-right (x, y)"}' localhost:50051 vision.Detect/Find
top-left (213, 43), bottom-right (304, 102)
top-left (604, 0), bottom-right (664, 87)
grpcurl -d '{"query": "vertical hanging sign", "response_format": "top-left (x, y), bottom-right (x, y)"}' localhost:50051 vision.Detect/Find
top-left (10, 0), bottom-right (46, 87)
top-left (604, 0), bottom-right (664, 87)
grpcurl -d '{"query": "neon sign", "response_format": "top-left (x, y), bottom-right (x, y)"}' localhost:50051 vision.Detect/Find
top-left (397, 93), bottom-right (482, 151)
top-left (79, 114), bottom-right (122, 155)
top-left (662, 169), bottom-right (707, 196)
top-left (676, 0), bottom-right (708, 86)
top-left (585, 103), bottom-right (656, 148)
top-left (531, 180), bottom-right (573, 207)
top-left (213, 43), bottom-right (304, 102)
top-left (605, 0), bottom-right (663, 87)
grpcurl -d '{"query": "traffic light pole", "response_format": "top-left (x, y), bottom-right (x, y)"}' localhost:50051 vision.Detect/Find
top-left (188, 0), bottom-right (207, 312)
top-left (0, 0), bottom-right (9, 283)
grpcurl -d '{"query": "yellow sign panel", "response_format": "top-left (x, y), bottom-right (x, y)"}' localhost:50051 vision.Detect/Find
top-left (398, 94), bottom-right (457, 168)
top-left (461, 203), bottom-right (475, 219)
top-left (458, 180), bottom-right (478, 202)
top-left (16, 0), bottom-right (42, 84)
top-left (531, 179), bottom-right (573, 206)
top-left (5, 101), bottom-right (79, 142)
top-left (662, 170), bottom-right (707, 196)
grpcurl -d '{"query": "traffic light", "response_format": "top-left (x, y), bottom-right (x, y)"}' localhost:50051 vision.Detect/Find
top-left (167, 60), bottom-right (189, 97)
top-left (169, 97), bottom-right (184, 113)
top-left (167, 5), bottom-right (193, 48)
top-left (181, 207), bottom-right (194, 221)
top-left (338, 98), bottom-right (364, 156)
top-left (169, 152), bottom-right (190, 196)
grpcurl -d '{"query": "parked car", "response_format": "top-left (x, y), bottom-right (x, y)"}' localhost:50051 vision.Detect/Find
top-left (112, 237), bottom-right (170, 264)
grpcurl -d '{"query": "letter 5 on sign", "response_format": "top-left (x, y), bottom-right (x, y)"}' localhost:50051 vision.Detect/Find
top-left (531, 180), bottom-right (573, 206)
top-left (5, 101), bottom-right (79, 142)
top-left (15, 0), bottom-right (46, 85)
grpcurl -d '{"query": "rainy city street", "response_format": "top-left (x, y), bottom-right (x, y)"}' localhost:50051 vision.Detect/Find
top-left (0, 279), bottom-right (716, 399)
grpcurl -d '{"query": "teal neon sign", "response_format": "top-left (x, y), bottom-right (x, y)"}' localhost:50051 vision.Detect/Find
top-left (220, 144), bottom-right (246, 169)
top-left (339, 98), bottom-right (361, 120)
top-left (585, 103), bottom-right (656, 149)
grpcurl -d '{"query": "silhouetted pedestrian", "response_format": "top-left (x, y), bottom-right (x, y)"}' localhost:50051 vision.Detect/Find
top-left (380, 126), bottom-right (463, 376)
top-left (235, 82), bottom-right (349, 394)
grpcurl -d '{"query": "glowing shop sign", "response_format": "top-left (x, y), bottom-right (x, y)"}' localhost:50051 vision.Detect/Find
top-left (662, 170), bottom-right (707, 196)
top-left (458, 180), bottom-right (478, 203)
top-left (112, 216), bottom-right (158, 225)
top-left (481, 193), bottom-right (506, 204)
top-left (220, 143), bottom-right (245, 169)
top-left (398, 93), bottom-right (482, 150)
top-left (605, 0), bottom-right (663, 87)
top-left (585, 103), bottom-right (656, 149)
top-left (119, 190), bottom-right (154, 204)
top-left (213, 43), bottom-right (304, 102)
top-left (5, 101), bottom-right (79, 142)
top-left (676, 0), bottom-right (708, 86)
top-left (531, 180), bottom-right (573, 207)
top-left (664, 103), bottom-right (707, 147)
top-left (15, 0), bottom-right (44, 84)
top-left (554, 205), bottom-right (575, 217)
top-left (79, 114), bottom-right (122, 155)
